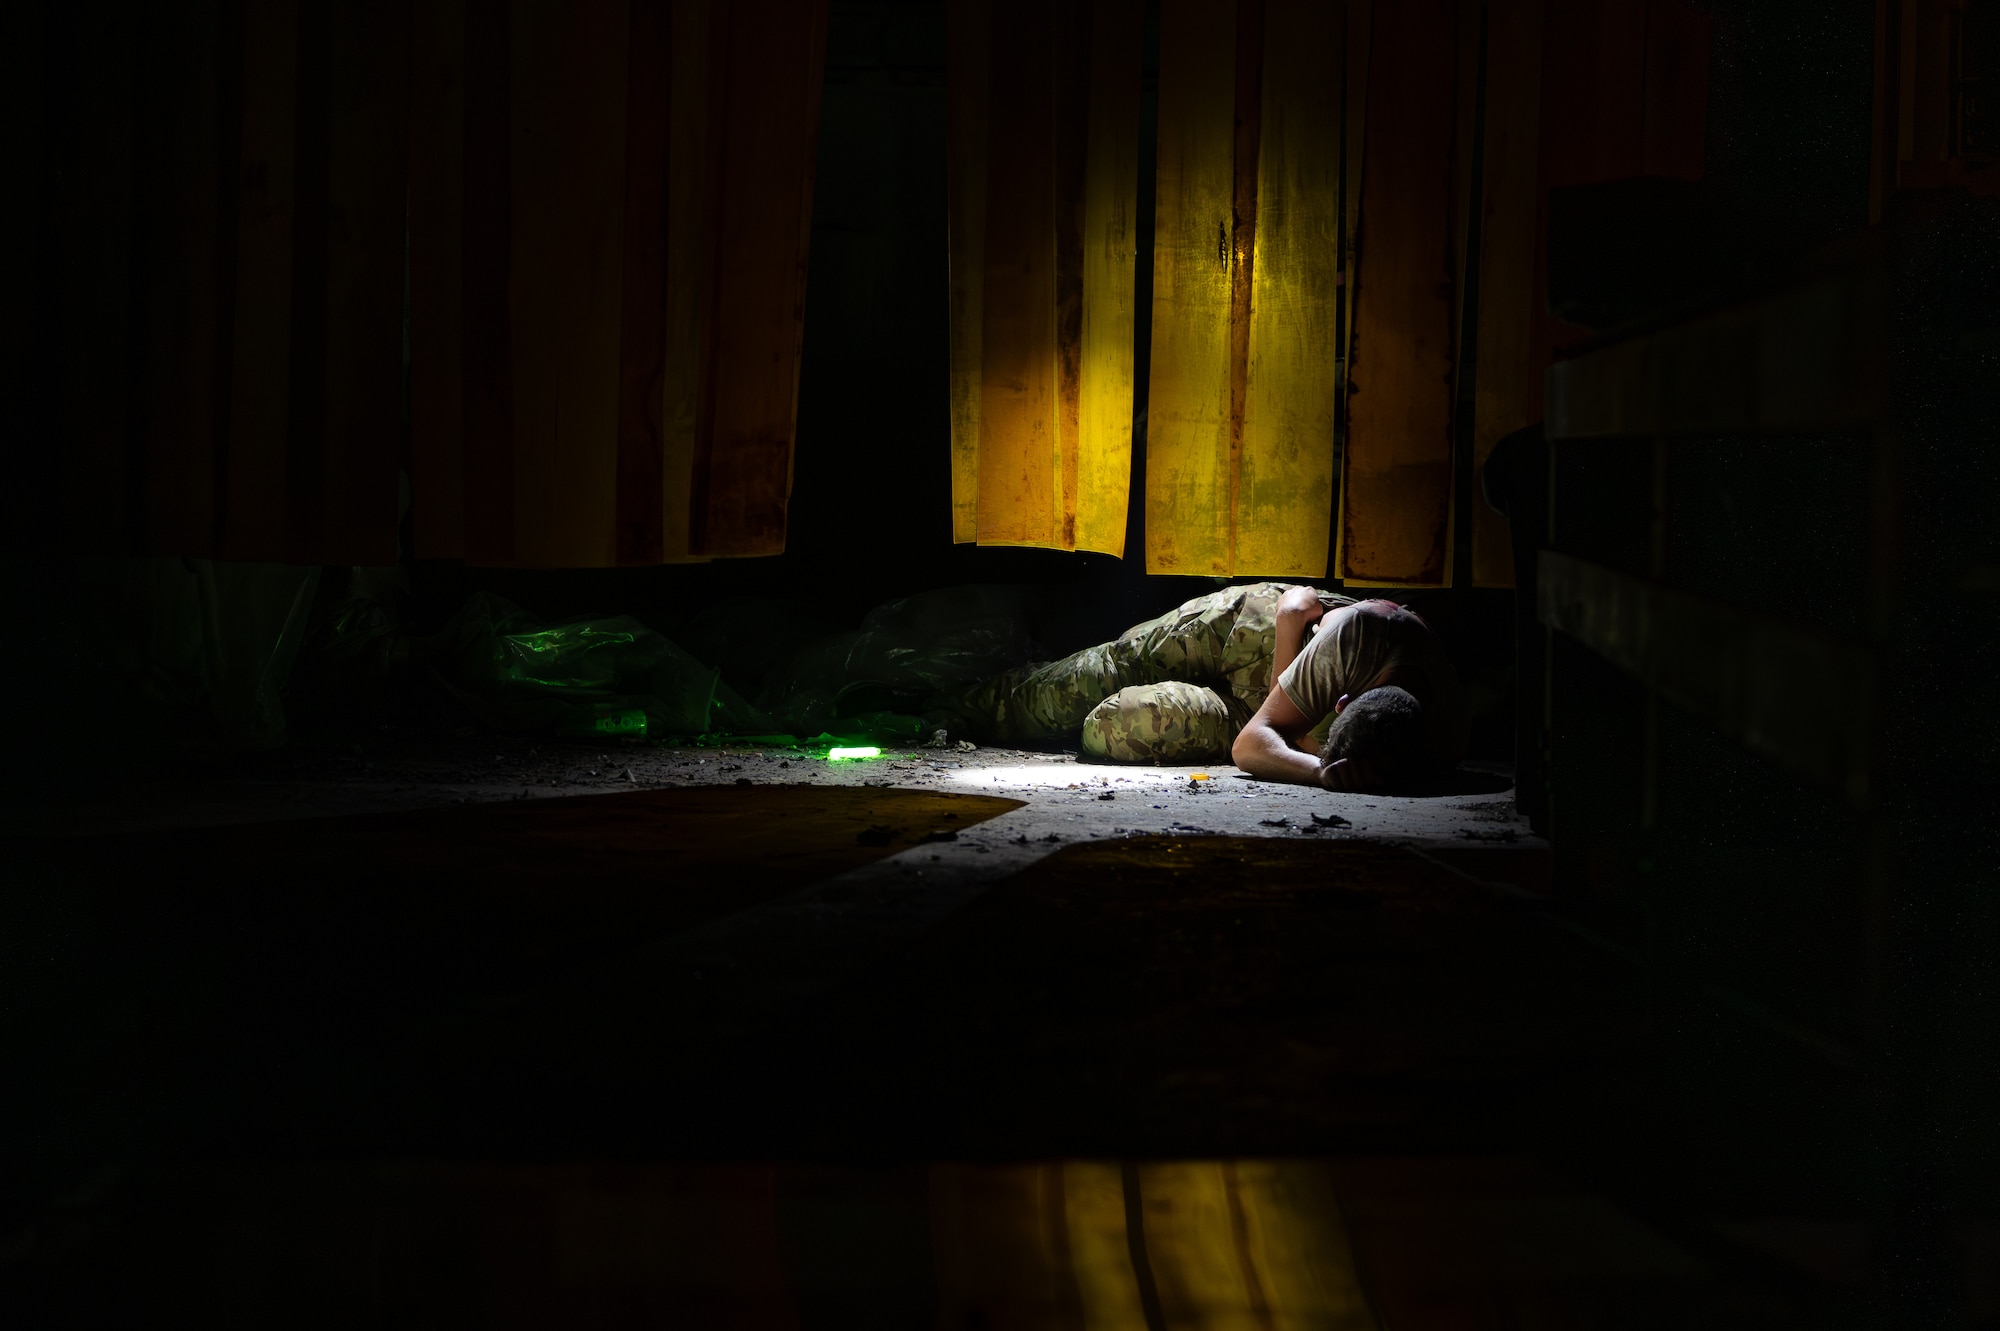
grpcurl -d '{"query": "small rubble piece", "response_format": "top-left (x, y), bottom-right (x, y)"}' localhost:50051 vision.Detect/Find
top-left (1458, 827), bottom-right (1520, 842)
top-left (918, 828), bottom-right (959, 844)
top-left (735, 777), bottom-right (753, 787)
top-left (956, 740), bottom-right (977, 751)
top-left (923, 729), bottom-right (952, 748)
top-left (1310, 812), bottom-right (1351, 828)
top-left (620, 767), bottom-right (637, 783)
top-left (1259, 817), bottom-right (1291, 828)
top-left (856, 825), bottom-right (899, 846)
top-left (1097, 791), bottom-right (1116, 801)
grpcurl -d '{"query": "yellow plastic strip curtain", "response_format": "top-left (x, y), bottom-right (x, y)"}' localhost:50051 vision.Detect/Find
top-left (408, 0), bottom-right (828, 569)
top-left (1146, 0), bottom-right (1343, 577)
top-left (946, 0), bottom-right (1142, 555)
top-left (1336, 0), bottom-right (1462, 587)
top-left (1237, 0), bottom-right (1345, 575)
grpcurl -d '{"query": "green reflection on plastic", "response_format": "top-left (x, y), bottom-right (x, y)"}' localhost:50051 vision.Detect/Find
top-left (827, 746), bottom-right (882, 761)
top-left (501, 625), bottom-right (639, 690)
top-left (593, 709), bottom-right (647, 737)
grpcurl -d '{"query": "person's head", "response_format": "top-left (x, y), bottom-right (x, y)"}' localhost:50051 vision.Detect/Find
top-left (1318, 685), bottom-right (1432, 789)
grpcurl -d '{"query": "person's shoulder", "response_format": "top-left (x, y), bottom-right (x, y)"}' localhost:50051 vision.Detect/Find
top-left (1285, 614), bottom-right (1340, 686)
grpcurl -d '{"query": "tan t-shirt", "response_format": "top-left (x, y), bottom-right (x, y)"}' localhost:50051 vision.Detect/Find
top-left (1275, 600), bottom-right (1470, 771)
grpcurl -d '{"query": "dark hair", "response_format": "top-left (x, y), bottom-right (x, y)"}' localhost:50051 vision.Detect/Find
top-left (1318, 685), bottom-right (1430, 785)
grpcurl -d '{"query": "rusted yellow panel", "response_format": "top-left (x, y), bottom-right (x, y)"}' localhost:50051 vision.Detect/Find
top-left (946, 0), bottom-right (990, 544)
top-left (507, 0), bottom-right (629, 568)
top-left (659, 0), bottom-right (718, 563)
top-left (1329, 0), bottom-right (1370, 582)
top-left (1146, 0), bottom-right (1238, 574)
top-left (1074, 0), bottom-right (1143, 558)
top-left (1338, 0), bottom-right (1458, 587)
top-left (1236, 0), bottom-right (1343, 578)
top-left (954, 0), bottom-right (1140, 555)
top-left (974, 2), bottom-right (1060, 548)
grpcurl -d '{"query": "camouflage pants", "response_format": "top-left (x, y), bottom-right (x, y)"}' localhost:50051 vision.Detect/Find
top-left (953, 583), bottom-right (1354, 763)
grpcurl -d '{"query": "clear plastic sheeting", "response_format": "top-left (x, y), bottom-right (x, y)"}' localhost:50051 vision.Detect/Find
top-left (0, 556), bottom-right (321, 769)
top-left (670, 597), bottom-right (838, 703)
top-left (755, 584), bottom-right (1035, 735)
top-left (332, 583), bottom-right (1041, 749)
top-left (424, 593), bottom-right (768, 740)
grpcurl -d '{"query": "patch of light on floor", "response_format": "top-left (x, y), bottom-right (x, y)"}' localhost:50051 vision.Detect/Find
top-left (949, 765), bottom-right (1199, 791)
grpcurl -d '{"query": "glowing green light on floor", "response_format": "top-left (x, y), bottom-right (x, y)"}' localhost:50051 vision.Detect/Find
top-left (827, 746), bottom-right (881, 761)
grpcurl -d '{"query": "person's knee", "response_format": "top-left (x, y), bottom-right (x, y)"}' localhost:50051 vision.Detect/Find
top-left (1082, 682), bottom-right (1235, 763)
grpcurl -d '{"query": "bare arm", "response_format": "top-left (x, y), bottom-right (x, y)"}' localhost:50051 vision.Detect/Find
top-left (1231, 686), bottom-right (1384, 790)
top-left (1269, 586), bottom-right (1326, 686)
top-left (1230, 683), bottom-right (1323, 784)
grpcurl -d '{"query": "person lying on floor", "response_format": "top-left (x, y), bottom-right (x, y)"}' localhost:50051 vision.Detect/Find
top-left (933, 583), bottom-right (1468, 792)
top-left (1231, 589), bottom-right (1469, 792)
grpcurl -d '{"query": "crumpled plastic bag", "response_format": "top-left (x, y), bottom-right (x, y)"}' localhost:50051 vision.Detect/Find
top-left (423, 592), bottom-right (768, 739)
top-left (755, 584), bottom-right (1033, 734)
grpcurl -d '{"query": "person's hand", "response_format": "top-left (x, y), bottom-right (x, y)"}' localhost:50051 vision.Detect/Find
top-left (1318, 755), bottom-right (1380, 792)
top-left (1277, 586), bottom-right (1328, 631)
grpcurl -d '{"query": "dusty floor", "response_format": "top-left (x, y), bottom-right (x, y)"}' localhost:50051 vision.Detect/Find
top-left (7, 736), bottom-right (1537, 1008)
top-left (6, 731), bottom-right (1531, 846)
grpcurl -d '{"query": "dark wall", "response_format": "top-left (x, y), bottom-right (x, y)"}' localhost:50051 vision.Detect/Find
top-left (1704, 0), bottom-right (1877, 265)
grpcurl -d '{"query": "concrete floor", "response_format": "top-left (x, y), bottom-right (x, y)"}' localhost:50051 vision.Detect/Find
top-left (7, 734), bottom-right (1530, 847)
top-left (7, 737), bottom-right (1535, 1009)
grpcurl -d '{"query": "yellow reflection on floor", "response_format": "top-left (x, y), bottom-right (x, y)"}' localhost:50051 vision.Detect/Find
top-left (79, 1158), bottom-right (1384, 1327)
top-left (930, 1160), bottom-right (1379, 1330)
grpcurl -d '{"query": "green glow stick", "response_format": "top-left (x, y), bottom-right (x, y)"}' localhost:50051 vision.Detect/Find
top-left (827, 746), bottom-right (881, 760)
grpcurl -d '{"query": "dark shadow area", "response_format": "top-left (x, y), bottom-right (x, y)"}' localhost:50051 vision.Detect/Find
top-left (9, 831), bottom-right (1946, 1326)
